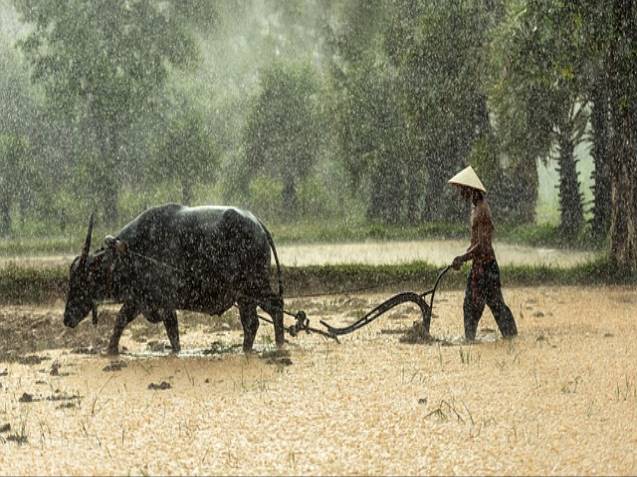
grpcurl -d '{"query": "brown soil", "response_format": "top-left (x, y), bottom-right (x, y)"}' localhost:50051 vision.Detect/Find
top-left (0, 286), bottom-right (635, 475)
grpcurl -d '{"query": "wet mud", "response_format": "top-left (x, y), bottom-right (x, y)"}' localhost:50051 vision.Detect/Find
top-left (0, 286), bottom-right (635, 475)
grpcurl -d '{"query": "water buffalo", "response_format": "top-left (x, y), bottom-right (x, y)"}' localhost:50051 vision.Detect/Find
top-left (63, 203), bottom-right (284, 354)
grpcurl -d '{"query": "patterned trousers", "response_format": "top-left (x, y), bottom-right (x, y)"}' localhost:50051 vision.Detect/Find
top-left (463, 259), bottom-right (518, 340)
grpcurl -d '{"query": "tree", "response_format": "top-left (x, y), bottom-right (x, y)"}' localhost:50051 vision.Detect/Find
top-left (149, 101), bottom-right (218, 205)
top-left (566, 0), bottom-right (637, 270)
top-left (490, 0), bottom-right (588, 236)
top-left (323, 0), bottom-right (412, 222)
top-left (604, 0), bottom-right (637, 271)
top-left (387, 0), bottom-right (496, 222)
top-left (0, 34), bottom-right (47, 232)
top-left (588, 73), bottom-right (611, 239)
top-left (360, 72), bottom-right (409, 223)
top-left (331, 63), bottom-right (407, 223)
top-left (14, 0), bottom-right (203, 224)
top-left (0, 134), bottom-right (32, 235)
top-left (242, 61), bottom-right (322, 219)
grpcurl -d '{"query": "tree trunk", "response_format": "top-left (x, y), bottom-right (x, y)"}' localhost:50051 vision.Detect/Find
top-left (556, 122), bottom-right (583, 237)
top-left (422, 154), bottom-right (448, 221)
top-left (0, 198), bottom-right (11, 237)
top-left (607, 0), bottom-right (637, 273)
top-left (94, 119), bottom-right (120, 226)
top-left (609, 149), bottom-right (637, 270)
top-left (589, 79), bottom-right (612, 239)
top-left (282, 174), bottom-right (297, 220)
top-left (511, 156), bottom-right (538, 223)
top-left (367, 155), bottom-right (403, 224)
top-left (182, 179), bottom-right (193, 206)
top-left (100, 177), bottom-right (120, 226)
top-left (103, 124), bottom-right (120, 225)
top-left (405, 167), bottom-right (422, 225)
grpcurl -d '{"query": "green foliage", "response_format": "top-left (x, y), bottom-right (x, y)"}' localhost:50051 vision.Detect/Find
top-left (345, 67), bottom-right (408, 223)
top-left (0, 133), bottom-right (34, 235)
top-left (242, 60), bottom-right (322, 219)
top-left (0, 42), bottom-right (49, 234)
top-left (0, 264), bottom-right (67, 304)
top-left (269, 220), bottom-right (465, 244)
top-left (148, 102), bottom-right (219, 205)
top-left (0, 0), bottom-right (628, 266)
top-left (489, 0), bottom-right (590, 234)
top-left (325, 0), bottom-right (412, 223)
top-left (501, 222), bottom-right (601, 250)
top-left (388, 0), bottom-right (496, 222)
top-left (14, 0), bottom-right (202, 223)
top-left (296, 173), bottom-right (347, 220)
top-left (241, 169), bottom-right (348, 224)
top-left (15, 0), bottom-right (199, 120)
top-left (117, 183), bottom-right (183, 221)
top-left (0, 44), bottom-right (34, 136)
top-left (247, 177), bottom-right (285, 221)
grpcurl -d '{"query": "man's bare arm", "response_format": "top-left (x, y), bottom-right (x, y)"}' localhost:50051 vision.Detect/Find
top-left (452, 204), bottom-right (492, 269)
top-left (453, 243), bottom-right (479, 267)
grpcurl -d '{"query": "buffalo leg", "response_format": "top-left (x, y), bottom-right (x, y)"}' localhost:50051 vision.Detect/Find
top-left (143, 309), bottom-right (164, 324)
top-left (259, 294), bottom-right (285, 348)
top-left (107, 302), bottom-right (139, 355)
top-left (162, 309), bottom-right (180, 353)
top-left (238, 299), bottom-right (259, 352)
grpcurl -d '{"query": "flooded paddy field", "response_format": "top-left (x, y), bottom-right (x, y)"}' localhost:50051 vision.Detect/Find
top-left (0, 286), bottom-right (635, 475)
top-left (0, 239), bottom-right (597, 270)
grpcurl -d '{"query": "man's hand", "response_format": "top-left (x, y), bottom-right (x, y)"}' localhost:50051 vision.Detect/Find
top-left (452, 256), bottom-right (464, 270)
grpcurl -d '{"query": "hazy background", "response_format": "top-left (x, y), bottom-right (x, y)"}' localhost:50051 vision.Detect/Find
top-left (0, 0), bottom-right (611, 250)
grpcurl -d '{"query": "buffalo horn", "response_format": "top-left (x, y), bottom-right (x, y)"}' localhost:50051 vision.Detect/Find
top-left (81, 212), bottom-right (95, 264)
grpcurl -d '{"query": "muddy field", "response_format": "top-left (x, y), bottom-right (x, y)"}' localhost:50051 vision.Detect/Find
top-left (0, 239), bottom-right (597, 270)
top-left (0, 286), bottom-right (636, 475)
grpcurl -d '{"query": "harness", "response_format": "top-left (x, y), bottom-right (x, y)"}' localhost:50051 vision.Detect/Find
top-left (92, 248), bottom-right (450, 343)
top-left (91, 248), bottom-right (340, 342)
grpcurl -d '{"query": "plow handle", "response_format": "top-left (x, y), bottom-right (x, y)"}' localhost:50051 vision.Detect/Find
top-left (320, 265), bottom-right (452, 337)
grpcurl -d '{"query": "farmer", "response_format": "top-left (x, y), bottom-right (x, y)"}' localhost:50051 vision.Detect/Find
top-left (449, 166), bottom-right (518, 341)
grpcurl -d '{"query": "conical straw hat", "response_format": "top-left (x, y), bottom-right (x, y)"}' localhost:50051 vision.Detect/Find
top-left (448, 165), bottom-right (486, 192)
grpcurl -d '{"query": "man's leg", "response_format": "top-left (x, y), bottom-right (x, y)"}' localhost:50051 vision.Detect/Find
top-left (463, 271), bottom-right (485, 341)
top-left (485, 262), bottom-right (518, 338)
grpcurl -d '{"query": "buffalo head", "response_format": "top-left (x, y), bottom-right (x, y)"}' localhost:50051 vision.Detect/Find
top-left (64, 214), bottom-right (127, 328)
